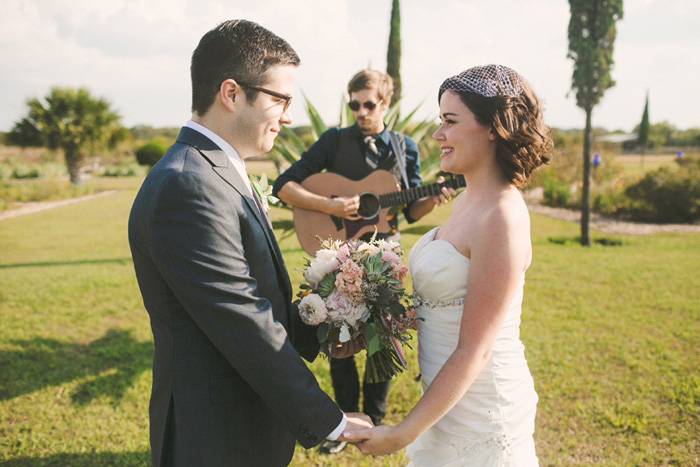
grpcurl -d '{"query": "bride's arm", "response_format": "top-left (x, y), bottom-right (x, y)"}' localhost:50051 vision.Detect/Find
top-left (353, 204), bottom-right (532, 456)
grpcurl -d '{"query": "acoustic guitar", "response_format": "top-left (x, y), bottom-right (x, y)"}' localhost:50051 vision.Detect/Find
top-left (293, 170), bottom-right (466, 254)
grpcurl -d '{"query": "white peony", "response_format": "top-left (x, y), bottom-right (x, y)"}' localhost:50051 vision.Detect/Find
top-left (298, 293), bottom-right (328, 326)
top-left (303, 249), bottom-right (340, 287)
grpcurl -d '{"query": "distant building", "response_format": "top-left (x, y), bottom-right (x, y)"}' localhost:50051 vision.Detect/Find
top-left (596, 133), bottom-right (638, 151)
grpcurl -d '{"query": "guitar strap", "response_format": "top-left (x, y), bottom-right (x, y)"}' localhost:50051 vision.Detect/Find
top-left (388, 131), bottom-right (410, 190)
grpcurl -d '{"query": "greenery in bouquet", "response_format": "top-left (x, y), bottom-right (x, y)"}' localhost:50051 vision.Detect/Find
top-left (297, 235), bottom-right (417, 383)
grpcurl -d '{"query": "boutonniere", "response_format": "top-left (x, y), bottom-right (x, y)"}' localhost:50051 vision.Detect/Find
top-left (249, 173), bottom-right (279, 213)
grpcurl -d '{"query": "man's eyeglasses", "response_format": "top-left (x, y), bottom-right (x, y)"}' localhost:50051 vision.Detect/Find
top-left (348, 99), bottom-right (383, 112)
top-left (238, 82), bottom-right (293, 112)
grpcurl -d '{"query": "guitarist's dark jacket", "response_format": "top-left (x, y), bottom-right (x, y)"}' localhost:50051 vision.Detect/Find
top-left (273, 124), bottom-right (422, 234)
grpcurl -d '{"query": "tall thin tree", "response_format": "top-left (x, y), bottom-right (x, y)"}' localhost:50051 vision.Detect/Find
top-left (386, 0), bottom-right (402, 107)
top-left (638, 91), bottom-right (650, 168)
top-left (567, 0), bottom-right (623, 246)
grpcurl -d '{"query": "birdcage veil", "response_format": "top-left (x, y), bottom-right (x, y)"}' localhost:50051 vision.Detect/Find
top-left (440, 64), bottom-right (524, 98)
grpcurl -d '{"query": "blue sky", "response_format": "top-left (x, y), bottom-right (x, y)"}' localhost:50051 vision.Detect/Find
top-left (1, 0), bottom-right (698, 133)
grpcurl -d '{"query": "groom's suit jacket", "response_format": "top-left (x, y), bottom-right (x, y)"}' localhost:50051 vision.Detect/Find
top-left (128, 127), bottom-right (343, 467)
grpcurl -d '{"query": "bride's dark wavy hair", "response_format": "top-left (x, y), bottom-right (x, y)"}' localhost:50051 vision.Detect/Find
top-left (439, 76), bottom-right (553, 188)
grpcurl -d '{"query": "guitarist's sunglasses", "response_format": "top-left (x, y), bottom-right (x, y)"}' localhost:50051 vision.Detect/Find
top-left (238, 82), bottom-right (293, 113)
top-left (348, 99), bottom-right (383, 112)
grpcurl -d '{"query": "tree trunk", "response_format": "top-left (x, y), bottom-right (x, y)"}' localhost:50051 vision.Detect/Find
top-left (64, 146), bottom-right (85, 185)
top-left (581, 108), bottom-right (592, 246)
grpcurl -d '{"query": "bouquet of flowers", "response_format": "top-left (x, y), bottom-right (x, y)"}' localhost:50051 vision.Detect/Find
top-left (297, 235), bottom-right (416, 383)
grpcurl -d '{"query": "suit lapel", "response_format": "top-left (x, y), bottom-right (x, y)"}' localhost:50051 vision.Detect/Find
top-left (177, 127), bottom-right (293, 304)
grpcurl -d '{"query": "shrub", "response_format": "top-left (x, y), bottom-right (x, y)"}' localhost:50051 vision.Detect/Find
top-left (593, 187), bottom-right (642, 217)
top-left (135, 140), bottom-right (166, 167)
top-left (101, 163), bottom-right (144, 177)
top-left (11, 164), bottom-right (41, 179)
top-left (541, 171), bottom-right (572, 207)
top-left (623, 157), bottom-right (700, 223)
top-left (0, 164), bottom-right (12, 181)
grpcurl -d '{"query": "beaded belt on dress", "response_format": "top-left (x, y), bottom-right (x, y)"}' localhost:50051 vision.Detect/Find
top-left (413, 292), bottom-right (465, 309)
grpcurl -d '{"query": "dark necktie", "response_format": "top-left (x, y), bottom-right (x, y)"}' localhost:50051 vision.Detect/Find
top-left (364, 135), bottom-right (379, 169)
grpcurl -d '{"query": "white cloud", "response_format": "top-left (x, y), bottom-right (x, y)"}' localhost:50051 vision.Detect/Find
top-left (0, 0), bottom-right (698, 132)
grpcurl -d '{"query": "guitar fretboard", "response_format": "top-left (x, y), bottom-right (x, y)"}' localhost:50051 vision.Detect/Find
top-left (378, 176), bottom-right (466, 208)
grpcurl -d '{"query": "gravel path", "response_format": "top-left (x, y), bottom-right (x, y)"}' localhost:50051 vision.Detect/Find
top-left (527, 203), bottom-right (700, 235)
top-left (0, 190), bottom-right (119, 221)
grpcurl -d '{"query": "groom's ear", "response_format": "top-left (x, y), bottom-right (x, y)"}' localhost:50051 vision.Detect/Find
top-left (219, 79), bottom-right (241, 113)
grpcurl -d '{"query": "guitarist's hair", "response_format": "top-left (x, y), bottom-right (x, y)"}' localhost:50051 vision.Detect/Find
top-left (190, 19), bottom-right (300, 117)
top-left (347, 70), bottom-right (394, 104)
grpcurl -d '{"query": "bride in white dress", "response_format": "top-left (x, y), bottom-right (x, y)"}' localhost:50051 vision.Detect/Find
top-left (347, 65), bottom-right (552, 466)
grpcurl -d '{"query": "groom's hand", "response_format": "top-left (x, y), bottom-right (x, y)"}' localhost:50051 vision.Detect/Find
top-left (330, 335), bottom-right (364, 359)
top-left (337, 412), bottom-right (373, 442)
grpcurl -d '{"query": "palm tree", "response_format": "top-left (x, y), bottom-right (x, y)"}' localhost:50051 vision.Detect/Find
top-left (8, 87), bottom-right (124, 184)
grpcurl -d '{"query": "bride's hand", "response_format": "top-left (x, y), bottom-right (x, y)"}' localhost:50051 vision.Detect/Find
top-left (353, 425), bottom-right (408, 457)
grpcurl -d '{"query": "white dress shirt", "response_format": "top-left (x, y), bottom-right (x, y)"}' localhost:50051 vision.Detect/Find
top-left (185, 120), bottom-right (254, 197)
top-left (183, 120), bottom-right (348, 441)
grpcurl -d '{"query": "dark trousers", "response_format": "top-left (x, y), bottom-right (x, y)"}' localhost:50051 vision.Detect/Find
top-left (330, 355), bottom-right (390, 425)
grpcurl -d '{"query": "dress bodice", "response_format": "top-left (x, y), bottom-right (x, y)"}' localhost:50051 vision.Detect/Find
top-left (409, 227), bottom-right (470, 306)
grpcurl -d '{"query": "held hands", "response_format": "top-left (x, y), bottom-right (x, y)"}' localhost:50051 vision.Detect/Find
top-left (433, 176), bottom-right (457, 206)
top-left (336, 412), bottom-right (374, 442)
top-left (343, 424), bottom-right (409, 457)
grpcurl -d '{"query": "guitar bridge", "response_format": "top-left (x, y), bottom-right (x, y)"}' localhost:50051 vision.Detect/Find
top-left (330, 215), bottom-right (343, 231)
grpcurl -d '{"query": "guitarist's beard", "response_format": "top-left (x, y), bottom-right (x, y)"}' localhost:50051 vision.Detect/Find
top-left (355, 117), bottom-right (384, 135)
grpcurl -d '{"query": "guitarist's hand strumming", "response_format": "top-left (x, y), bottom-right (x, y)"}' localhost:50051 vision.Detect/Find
top-left (326, 195), bottom-right (363, 220)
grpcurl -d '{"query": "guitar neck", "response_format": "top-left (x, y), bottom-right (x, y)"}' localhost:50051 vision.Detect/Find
top-left (378, 175), bottom-right (466, 208)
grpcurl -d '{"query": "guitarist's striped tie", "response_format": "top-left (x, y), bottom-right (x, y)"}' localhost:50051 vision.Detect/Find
top-left (363, 135), bottom-right (379, 168)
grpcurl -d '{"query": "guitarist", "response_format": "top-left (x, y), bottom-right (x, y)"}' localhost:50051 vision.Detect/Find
top-left (272, 69), bottom-right (455, 455)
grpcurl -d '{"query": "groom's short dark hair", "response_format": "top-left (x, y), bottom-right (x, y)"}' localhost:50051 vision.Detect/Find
top-left (190, 19), bottom-right (300, 116)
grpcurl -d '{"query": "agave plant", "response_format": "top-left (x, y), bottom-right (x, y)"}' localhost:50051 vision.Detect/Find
top-left (269, 93), bottom-right (442, 179)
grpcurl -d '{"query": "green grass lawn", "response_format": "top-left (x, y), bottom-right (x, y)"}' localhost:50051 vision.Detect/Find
top-left (1, 176), bottom-right (698, 466)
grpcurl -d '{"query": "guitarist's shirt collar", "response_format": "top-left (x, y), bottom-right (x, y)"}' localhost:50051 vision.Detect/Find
top-left (352, 124), bottom-right (399, 168)
top-left (351, 123), bottom-right (392, 148)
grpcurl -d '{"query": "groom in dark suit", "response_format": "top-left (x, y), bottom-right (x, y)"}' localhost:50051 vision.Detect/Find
top-left (128, 20), bottom-right (371, 466)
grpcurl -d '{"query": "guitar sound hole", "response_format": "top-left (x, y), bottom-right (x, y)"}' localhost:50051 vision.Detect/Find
top-left (357, 192), bottom-right (380, 219)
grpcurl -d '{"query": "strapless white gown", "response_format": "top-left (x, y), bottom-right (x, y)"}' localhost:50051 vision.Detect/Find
top-left (405, 227), bottom-right (538, 467)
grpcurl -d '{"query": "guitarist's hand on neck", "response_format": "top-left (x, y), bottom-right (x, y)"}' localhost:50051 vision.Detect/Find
top-left (407, 175), bottom-right (457, 221)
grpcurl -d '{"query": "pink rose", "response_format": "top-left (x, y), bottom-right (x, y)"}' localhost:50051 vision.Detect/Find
top-left (326, 290), bottom-right (368, 327)
top-left (394, 263), bottom-right (409, 281)
top-left (381, 250), bottom-right (402, 269)
top-left (337, 243), bottom-right (351, 262)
